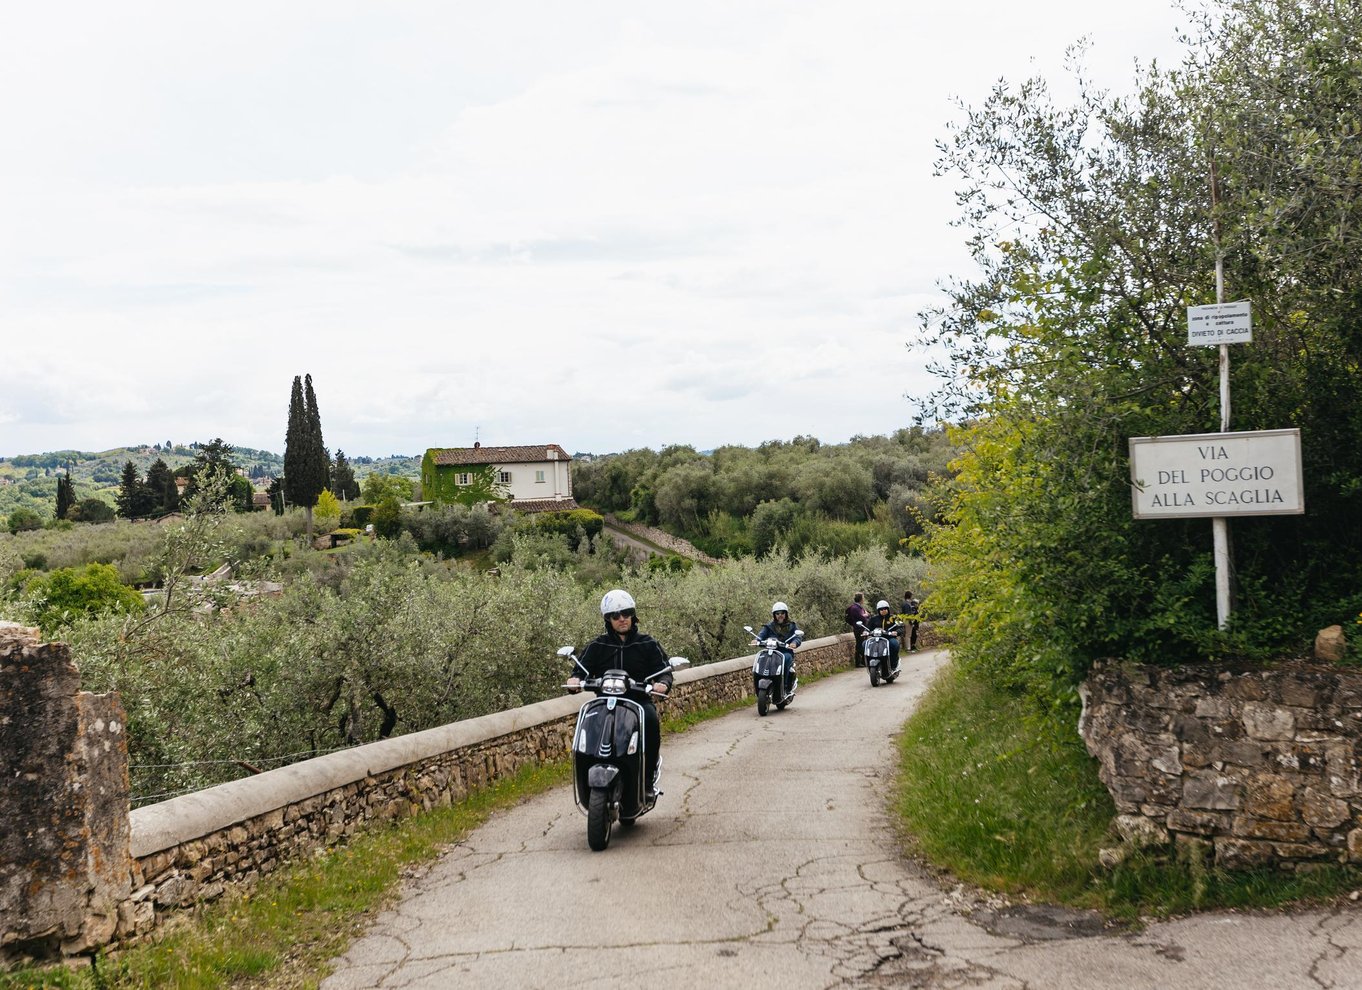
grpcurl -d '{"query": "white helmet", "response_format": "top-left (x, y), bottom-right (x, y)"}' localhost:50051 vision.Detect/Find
top-left (600, 589), bottom-right (637, 615)
top-left (876, 600), bottom-right (890, 610)
top-left (771, 601), bottom-right (789, 615)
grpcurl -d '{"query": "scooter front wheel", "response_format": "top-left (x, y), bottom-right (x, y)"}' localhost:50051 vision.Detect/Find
top-left (869, 663), bottom-right (880, 687)
top-left (587, 786), bottom-right (612, 851)
top-left (757, 688), bottom-right (770, 716)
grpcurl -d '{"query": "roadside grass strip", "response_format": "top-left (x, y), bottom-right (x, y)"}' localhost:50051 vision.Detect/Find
top-left (895, 664), bottom-right (1362, 919)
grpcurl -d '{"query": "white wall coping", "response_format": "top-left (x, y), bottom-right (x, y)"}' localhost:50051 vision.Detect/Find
top-left (128, 634), bottom-right (848, 859)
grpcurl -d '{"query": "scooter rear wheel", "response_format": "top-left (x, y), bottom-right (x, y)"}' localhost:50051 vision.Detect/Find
top-left (757, 688), bottom-right (770, 716)
top-left (587, 787), bottom-right (612, 851)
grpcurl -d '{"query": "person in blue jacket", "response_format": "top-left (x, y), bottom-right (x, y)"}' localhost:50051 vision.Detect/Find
top-left (755, 601), bottom-right (803, 695)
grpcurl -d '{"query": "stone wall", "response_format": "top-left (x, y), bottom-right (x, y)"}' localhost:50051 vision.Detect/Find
top-left (112, 633), bottom-right (855, 949)
top-left (602, 514), bottom-right (725, 566)
top-left (1079, 660), bottom-right (1362, 870)
top-left (1, 623), bottom-right (131, 961)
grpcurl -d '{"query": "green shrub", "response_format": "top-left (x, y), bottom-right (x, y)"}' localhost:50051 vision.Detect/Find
top-left (528, 509), bottom-right (604, 548)
top-left (21, 562), bottom-right (146, 634)
top-left (6, 507), bottom-right (43, 534)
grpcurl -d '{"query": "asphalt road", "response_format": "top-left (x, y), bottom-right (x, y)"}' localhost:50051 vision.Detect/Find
top-left (322, 649), bottom-right (1361, 989)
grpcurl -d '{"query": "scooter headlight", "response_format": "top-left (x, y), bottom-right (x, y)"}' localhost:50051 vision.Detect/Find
top-left (601, 674), bottom-right (628, 695)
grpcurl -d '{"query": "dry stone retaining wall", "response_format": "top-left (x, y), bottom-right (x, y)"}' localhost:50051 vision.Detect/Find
top-left (1079, 660), bottom-right (1362, 870)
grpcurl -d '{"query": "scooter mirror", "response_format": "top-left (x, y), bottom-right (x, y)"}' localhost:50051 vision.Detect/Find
top-left (742, 625), bottom-right (756, 635)
top-left (669, 656), bottom-right (690, 668)
top-left (556, 645), bottom-right (575, 657)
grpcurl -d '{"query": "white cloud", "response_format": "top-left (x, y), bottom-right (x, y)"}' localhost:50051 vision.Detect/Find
top-left (0, 1), bottom-right (1188, 458)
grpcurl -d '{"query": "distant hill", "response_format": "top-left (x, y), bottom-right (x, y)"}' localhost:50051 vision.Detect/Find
top-left (0, 444), bottom-right (421, 523)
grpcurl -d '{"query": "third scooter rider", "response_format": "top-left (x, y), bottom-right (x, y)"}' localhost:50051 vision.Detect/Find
top-left (755, 601), bottom-right (803, 696)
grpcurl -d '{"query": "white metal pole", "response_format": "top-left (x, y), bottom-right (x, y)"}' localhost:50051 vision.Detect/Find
top-left (1212, 253), bottom-right (1232, 628)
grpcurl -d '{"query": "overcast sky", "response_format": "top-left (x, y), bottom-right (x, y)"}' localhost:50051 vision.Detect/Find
top-left (1, 1), bottom-right (1189, 459)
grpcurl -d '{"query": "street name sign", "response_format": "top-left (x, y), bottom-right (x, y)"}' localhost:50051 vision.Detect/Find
top-left (1187, 300), bottom-right (1252, 346)
top-left (1129, 429), bottom-right (1304, 520)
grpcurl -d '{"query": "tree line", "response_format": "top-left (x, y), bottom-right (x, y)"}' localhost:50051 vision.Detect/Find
top-left (572, 428), bottom-right (956, 559)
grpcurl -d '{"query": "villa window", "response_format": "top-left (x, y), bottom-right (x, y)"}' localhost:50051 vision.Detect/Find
top-left (535, 470), bottom-right (546, 483)
top-left (456, 473), bottom-right (471, 485)
top-left (498, 471), bottom-right (513, 484)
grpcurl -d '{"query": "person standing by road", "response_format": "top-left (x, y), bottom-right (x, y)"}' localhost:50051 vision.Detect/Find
top-left (901, 589), bottom-right (922, 653)
top-left (845, 592), bottom-right (871, 666)
top-left (566, 589), bottom-right (674, 796)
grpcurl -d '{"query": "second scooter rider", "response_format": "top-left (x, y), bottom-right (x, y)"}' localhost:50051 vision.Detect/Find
top-left (867, 599), bottom-right (902, 672)
top-left (755, 601), bottom-right (803, 697)
top-left (566, 589), bottom-right (675, 797)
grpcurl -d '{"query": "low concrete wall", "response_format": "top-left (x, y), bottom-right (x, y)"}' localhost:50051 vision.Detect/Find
top-left (1080, 660), bottom-right (1362, 870)
top-left (115, 634), bottom-right (856, 945)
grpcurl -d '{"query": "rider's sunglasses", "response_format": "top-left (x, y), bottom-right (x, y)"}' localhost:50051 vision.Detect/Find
top-left (606, 608), bottom-right (636, 621)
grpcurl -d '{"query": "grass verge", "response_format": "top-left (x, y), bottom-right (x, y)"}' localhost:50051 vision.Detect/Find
top-left (896, 664), bottom-right (1362, 919)
top-left (1, 761), bottom-right (570, 990)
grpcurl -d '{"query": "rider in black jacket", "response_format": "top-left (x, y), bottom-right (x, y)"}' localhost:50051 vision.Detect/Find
top-left (567, 589), bottom-right (674, 794)
top-left (867, 599), bottom-right (902, 670)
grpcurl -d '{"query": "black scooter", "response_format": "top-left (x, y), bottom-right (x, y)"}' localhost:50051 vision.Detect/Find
top-left (856, 621), bottom-right (901, 687)
top-left (743, 624), bottom-right (802, 716)
top-left (558, 646), bottom-right (689, 851)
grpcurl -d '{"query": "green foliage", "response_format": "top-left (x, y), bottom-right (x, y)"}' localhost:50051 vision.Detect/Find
top-left (314, 490), bottom-right (342, 533)
top-left (331, 449), bottom-right (360, 501)
top-left (53, 537), bottom-right (924, 800)
top-left (55, 468), bottom-right (74, 520)
top-left (916, 0), bottom-right (1362, 693)
top-left (647, 553), bottom-right (693, 575)
top-left (402, 502), bottom-right (506, 556)
top-left (67, 498), bottom-right (114, 524)
top-left (527, 509), bottom-right (604, 548)
top-left (6, 507), bottom-right (42, 534)
top-left (19, 562), bottom-right (146, 634)
top-left (572, 430), bottom-right (958, 559)
top-left (284, 376), bottom-right (329, 526)
top-left (360, 474), bottom-right (415, 505)
top-left (371, 495), bottom-right (403, 539)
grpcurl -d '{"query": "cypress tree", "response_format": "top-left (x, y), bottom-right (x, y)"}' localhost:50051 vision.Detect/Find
top-left (285, 374), bottom-right (329, 538)
top-left (145, 458), bottom-right (176, 516)
top-left (332, 449), bottom-right (359, 501)
top-left (55, 468), bottom-right (74, 520)
top-left (115, 461), bottom-right (153, 519)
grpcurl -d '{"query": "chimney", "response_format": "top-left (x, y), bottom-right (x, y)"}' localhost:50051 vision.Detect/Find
top-left (474, 441), bottom-right (480, 449)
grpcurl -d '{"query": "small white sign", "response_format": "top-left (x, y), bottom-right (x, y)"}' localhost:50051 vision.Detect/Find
top-left (1130, 429), bottom-right (1303, 519)
top-left (1187, 300), bottom-right (1252, 346)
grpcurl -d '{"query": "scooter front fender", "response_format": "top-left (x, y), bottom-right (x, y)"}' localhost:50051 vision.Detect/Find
top-left (588, 764), bottom-right (620, 789)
